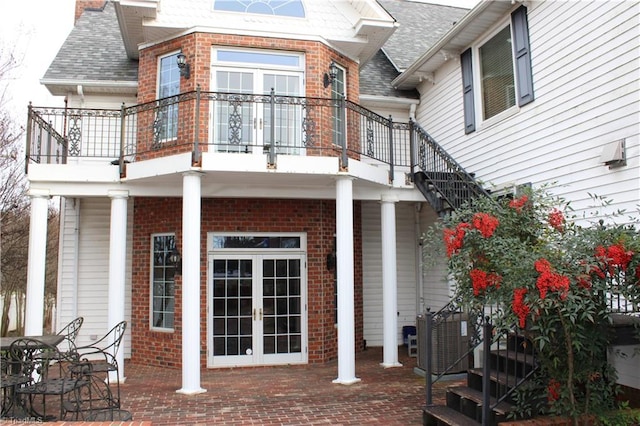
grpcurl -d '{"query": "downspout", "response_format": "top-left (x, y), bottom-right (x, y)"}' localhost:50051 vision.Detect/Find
top-left (72, 198), bottom-right (80, 320)
top-left (414, 202), bottom-right (424, 315)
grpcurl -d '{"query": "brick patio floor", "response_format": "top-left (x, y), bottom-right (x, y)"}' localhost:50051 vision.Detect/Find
top-left (1, 346), bottom-right (462, 425)
top-left (115, 346), bottom-right (460, 425)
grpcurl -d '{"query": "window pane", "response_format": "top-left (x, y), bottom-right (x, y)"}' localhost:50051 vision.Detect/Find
top-left (480, 25), bottom-right (515, 120)
top-left (151, 234), bottom-right (176, 329)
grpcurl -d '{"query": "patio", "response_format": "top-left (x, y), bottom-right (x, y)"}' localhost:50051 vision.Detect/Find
top-left (0, 346), bottom-right (457, 425)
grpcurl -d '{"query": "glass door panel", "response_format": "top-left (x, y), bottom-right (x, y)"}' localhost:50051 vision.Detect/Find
top-left (209, 253), bottom-right (306, 367)
top-left (262, 73), bottom-right (303, 155)
top-left (262, 257), bottom-right (303, 362)
top-left (214, 70), bottom-right (255, 152)
top-left (212, 258), bottom-right (254, 364)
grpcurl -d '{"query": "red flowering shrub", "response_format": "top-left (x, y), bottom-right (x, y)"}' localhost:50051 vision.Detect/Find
top-left (470, 268), bottom-right (502, 296)
top-left (512, 288), bottom-right (530, 328)
top-left (548, 208), bottom-right (565, 232)
top-left (547, 379), bottom-right (561, 403)
top-left (443, 222), bottom-right (469, 257)
top-left (534, 258), bottom-right (570, 300)
top-left (426, 185), bottom-right (640, 420)
top-left (509, 194), bottom-right (529, 212)
top-left (472, 212), bottom-right (499, 238)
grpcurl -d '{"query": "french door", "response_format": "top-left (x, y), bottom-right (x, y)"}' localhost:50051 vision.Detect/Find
top-left (208, 253), bottom-right (307, 367)
top-left (212, 68), bottom-right (304, 154)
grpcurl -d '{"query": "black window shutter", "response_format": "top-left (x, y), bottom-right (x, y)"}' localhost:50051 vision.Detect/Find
top-left (460, 48), bottom-right (475, 134)
top-left (512, 6), bottom-right (534, 106)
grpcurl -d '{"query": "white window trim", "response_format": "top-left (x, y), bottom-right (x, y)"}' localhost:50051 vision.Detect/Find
top-left (472, 16), bottom-right (520, 130)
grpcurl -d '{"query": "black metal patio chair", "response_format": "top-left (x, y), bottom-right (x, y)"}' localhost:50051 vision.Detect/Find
top-left (72, 321), bottom-right (127, 410)
top-left (8, 337), bottom-right (89, 421)
top-left (56, 317), bottom-right (84, 354)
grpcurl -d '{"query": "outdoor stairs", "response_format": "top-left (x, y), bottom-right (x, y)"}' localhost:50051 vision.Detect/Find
top-left (423, 333), bottom-right (536, 426)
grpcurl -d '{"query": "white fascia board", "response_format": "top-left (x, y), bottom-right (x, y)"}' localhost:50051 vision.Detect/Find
top-left (125, 152), bottom-right (193, 180)
top-left (359, 95), bottom-right (420, 107)
top-left (28, 164), bottom-right (121, 183)
top-left (40, 79), bottom-right (138, 96)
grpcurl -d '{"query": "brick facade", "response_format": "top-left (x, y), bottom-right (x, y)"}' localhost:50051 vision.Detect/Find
top-left (131, 197), bottom-right (363, 369)
top-left (133, 33), bottom-right (362, 163)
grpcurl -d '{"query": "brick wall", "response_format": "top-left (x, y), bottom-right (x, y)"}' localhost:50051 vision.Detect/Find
top-left (133, 33), bottom-right (361, 163)
top-left (131, 197), bottom-right (363, 369)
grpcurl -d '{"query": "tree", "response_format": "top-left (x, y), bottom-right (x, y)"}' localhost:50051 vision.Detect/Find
top-left (0, 43), bottom-right (58, 336)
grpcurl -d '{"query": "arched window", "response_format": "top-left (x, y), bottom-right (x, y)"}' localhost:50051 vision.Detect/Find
top-left (213, 0), bottom-right (305, 18)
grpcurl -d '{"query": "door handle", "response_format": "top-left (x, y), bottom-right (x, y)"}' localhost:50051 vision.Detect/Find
top-left (253, 308), bottom-right (256, 320)
top-left (259, 308), bottom-right (263, 320)
top-left (253, 117), bottom-right (257, 130)
top-left (259, 118), bottom-right (263, 130)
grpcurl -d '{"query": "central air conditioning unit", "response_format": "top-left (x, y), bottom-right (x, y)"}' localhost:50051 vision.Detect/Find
top-left (416, 312), bottom-right (470, 375)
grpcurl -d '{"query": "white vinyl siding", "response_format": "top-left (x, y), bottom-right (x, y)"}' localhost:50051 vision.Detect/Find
top-left (57, 197), bottom-right (132, 358)
top-left (416, 0), bottom-right (639, 223)
top-left (362, 202), bottom-right (419, 347)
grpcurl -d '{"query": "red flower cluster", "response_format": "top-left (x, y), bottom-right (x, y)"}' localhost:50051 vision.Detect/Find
top-left (547, 378), bottom-right (561, 403)
top-left (548, 208), bottom-right (565, 232)
top-left (534, 258), bottom-right (570, 300)
top-left (512, 288), bottom-right (530, 328)
top-left (595, 243), bottom-right (634, 272)
top-left (443, 222), bottom-right (470, 257)
top-left (508, 195), bottom-right (529, 212)
top-left (470, 268), bottom-right (502, 296)
top-left (472, 212), bottom-right (499, 238)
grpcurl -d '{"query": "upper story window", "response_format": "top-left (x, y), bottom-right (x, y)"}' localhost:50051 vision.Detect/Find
top-left (213, 0), bottom-right (305, 18)
top-left (156, 52), bottom-right (181, 142)
top-left (461, 6), bottom-right (534, 133)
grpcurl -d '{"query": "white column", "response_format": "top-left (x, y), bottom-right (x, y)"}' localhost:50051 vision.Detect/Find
top-left (333, 176), bottom-right (360, 385)
top-left (381, 195), bottom-right (401, 368)
top-left (107, 190), bottom-right (128, 381)
top-left (24, 190), bottom-right (50, 336)
top-left (178, 171), bottom-right (206, 395)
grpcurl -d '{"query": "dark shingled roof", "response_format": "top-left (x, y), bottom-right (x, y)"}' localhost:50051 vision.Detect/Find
top-left (359, 50), bottom-right (419, 99)
top-left (376, 0), bottom-right (470, 71)
top-left (43, 1), bottom-right (138, 84)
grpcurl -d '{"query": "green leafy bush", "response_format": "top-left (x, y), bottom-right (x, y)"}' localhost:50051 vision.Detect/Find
top-left (428, 185), bottom-right (640, 421)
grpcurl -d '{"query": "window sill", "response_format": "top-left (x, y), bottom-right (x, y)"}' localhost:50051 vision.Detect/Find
top-left (477, 105), bottom-right (520, 132)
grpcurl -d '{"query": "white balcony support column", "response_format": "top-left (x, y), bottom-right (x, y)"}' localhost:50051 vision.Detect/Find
top-left (380, 195), bottom-right (401, 368)
top-left (107, 190), bottom-right (128, 382)
top-left (333, 176), bottom-right (360, 385)
top-left (24, 190), bottom-right (50, 336)
top-left (178, 171), bottom-right (206, 395)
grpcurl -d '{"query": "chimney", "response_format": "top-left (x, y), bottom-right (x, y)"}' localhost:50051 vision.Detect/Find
top-left (75, 0), bottom-right (108, 23)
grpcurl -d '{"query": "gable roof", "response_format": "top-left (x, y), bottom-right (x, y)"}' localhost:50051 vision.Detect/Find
top-left (392, 1), bottom-right (515, 89)
top-left (376, 0), bottom-right (470, 71)
top-left (41, 1), bottom-right (138, 96)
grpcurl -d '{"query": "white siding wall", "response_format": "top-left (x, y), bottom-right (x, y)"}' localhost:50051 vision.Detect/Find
top-left (419, 205), bottom-right (452, 313)
top-left (416, 1), bottom-right (640, 223)
top-left (57, 197), bottom-right (133, 357)
top-left (609, 344), bottom-right (640, 389)
top-left (362, 201), bottom-right (420, 346)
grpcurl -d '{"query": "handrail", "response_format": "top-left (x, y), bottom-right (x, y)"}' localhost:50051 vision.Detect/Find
top-left (26, 90), bottom-right (488, 214)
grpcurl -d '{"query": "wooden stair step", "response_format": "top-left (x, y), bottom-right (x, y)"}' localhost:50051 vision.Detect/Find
top-left (468, 368), bottom-right (521, 387)
top-left (423, 404), bottom-right (481, 426)
top-left (448, 386), bottom-right (514, 415)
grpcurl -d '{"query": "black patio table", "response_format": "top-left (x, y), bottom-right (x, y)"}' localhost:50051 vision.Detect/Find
top-left (0, 334), bottom-right (65, 351)
top-left (1, 334), bottom-right (69, 420)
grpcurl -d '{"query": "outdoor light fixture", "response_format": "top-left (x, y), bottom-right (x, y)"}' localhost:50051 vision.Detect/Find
top-left (323, 61), bottom-right (338, 88)
top-left (169, 246), bottom-right (182, 275)
top-left (176, 53), bottom-right (190, 79)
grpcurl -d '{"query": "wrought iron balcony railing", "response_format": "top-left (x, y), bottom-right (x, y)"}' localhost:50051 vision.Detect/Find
top-left (26, 88), bottom-right (489, 212)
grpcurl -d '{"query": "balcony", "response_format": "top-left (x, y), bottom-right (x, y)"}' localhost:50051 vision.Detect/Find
top-left (26, 89), bottom-right (488, 212)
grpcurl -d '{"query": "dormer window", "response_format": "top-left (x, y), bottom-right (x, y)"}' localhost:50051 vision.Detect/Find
top-left (213, 0), bottom-right (305, 18)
